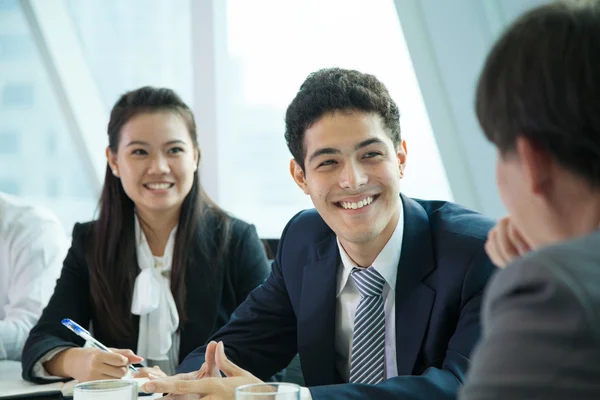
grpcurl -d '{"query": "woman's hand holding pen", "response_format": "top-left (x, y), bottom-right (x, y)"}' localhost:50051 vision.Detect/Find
top-left (45, 347), bottom-right (143, 382)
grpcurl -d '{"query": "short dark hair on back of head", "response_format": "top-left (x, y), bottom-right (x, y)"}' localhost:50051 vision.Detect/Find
top-left (476, 0), bottom-right (600, 186)
top-left (285, 67), bottom-right (401, 170)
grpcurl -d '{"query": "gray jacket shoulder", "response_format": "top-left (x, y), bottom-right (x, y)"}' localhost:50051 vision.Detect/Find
top-left (490, 231), bottom-right (600, 339)
top-left (461, 232), bottom-right (600, 400)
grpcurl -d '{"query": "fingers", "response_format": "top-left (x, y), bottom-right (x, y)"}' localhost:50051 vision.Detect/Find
top-left (148, 371), bottom-right (198, 381)
top-left (143, 377), bottom-right (216, 394)
top-left (495, 218), bottom-right (519, 262)
top-left (215, 342), bottom-right (245, 378)
top-left (508, 222), bottom-right (531, 255)
top-left (485, 218), bottom-right (511, 268)
top-left (98, 351), bottom-right (130, 367)
top-left (112, 348), bottom-right (144, 363)
top-left (486, 230), bottom-right (512, 268)
top-left (204, 341), bottom-right (220, 378)
top-left (135, 366), bottom-right (167, 379)
top-left (485, 217), bottom-right (531, 268)
top-left (94, 361), bottom-right (128, 379)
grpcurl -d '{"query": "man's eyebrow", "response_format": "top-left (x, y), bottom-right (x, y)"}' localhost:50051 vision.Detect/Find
top-left (307, 138), bottom-right (386, 163)
top-left (355, 138), bottom-right (385, 150)
top-left (308, 147), bottom-right (341, 163)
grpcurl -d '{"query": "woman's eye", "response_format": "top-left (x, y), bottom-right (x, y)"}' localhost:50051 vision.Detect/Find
top-left (132, 149), bottom-right (147, 156)
top-left (168, 147), bottom-right (184, 154)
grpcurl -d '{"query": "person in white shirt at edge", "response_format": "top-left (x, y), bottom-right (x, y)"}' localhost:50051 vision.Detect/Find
top-left (0, 192), bottom-right (67, 361)
top-left (142, 69), bottom-right (495, 399)
top-left (20, 87), bottom-right (270, 384)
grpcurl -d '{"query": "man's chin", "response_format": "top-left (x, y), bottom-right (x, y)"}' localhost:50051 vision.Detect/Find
top-left (336, 229), bottom-right (379, 245)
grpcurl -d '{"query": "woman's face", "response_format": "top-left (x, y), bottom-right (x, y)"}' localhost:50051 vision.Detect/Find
top-left (107, 111), bottom-right (199, 218)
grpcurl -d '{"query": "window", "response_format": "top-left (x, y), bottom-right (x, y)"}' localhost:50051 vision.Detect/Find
top-left (0, 0), bottom-right (193, 232)
top-left (0, 3), bottom-right (96, 230)
top-left (66, 0), bottom-right (193, 110)
top-left (211, 0), bottom-right (452, 238)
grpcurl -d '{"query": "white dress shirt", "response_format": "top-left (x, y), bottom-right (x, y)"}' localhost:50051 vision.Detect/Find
top-left (33, 214), bottom-right (181, 378)
top-left (0, 193), bottom-right (68, 361)
top-left (131, 214), bottom-right (180, 376)
top-left (301, 200), bottom-right (404, 399)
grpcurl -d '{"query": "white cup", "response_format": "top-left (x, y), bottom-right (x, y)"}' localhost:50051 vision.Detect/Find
top-left (73, 379), bottom-right (137, 400)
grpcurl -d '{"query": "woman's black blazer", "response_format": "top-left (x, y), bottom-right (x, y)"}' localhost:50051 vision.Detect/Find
top-left (21, 213), bottom-right (270, 383)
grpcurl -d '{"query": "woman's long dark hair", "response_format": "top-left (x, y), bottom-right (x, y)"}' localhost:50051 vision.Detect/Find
top-left (90, 87), bottom-right (230, 340)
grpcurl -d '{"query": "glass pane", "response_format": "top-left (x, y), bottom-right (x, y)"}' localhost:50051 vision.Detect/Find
top-left (218, 0), bottom-right (453, 238)
top-left (66, 0), bottom-right (193, 110)
top-left (0, 1), bottom-right (97, 232)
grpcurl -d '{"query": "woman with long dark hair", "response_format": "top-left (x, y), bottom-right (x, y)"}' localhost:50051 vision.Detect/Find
top-left (21, 87), bottom-right (270, 382)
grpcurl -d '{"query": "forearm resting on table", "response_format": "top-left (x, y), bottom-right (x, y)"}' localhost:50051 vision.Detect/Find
top-left (43, 347), bottom-right (77, 378)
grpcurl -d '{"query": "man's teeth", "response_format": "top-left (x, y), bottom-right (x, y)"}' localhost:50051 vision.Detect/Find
top-left (340, 196), bottom-right (374, 210)
top-left (146, 183), bottom-right (172, 190)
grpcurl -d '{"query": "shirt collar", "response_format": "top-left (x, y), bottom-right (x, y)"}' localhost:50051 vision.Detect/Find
top-left (134, 213), bottom-right (178, 270)
top-left (336, 199), bottom-right (404, 297)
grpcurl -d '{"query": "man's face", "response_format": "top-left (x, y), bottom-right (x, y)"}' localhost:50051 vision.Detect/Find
top-left (290, 110), bottom-right (406, 247)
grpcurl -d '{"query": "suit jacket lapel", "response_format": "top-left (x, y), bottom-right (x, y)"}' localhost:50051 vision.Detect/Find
top-left (395, 194), bottom-right (436, 375)
top-left (298, 233), bottom-right (339, 386)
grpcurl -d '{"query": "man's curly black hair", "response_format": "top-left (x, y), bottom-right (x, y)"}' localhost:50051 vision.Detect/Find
top-left (284, 67), bottom-right (401, 170)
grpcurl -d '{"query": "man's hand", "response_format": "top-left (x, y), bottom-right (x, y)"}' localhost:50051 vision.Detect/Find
top-left (194, 340), bottom-right (221, 379)
top-left (142, 341), bottom-right (263, 400)
top-left (133, 365), bottom-right (167, 379)
top-left (485, 216), bottom-right (531, 268)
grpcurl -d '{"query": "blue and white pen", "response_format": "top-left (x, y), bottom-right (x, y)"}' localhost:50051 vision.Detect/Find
top-left (61, 318), bottom-right (140, 374)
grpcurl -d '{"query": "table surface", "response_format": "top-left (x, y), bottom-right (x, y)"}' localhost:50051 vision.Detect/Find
top-left (0, 360), bottom-right (163, 398)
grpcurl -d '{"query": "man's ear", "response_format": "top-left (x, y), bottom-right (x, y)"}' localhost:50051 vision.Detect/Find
top-left (290, 159), bottom-right (310, 195)
top-left (397, 140), bottom-right (408, 178)
top-left (515, 136), bottom-right (552, 195)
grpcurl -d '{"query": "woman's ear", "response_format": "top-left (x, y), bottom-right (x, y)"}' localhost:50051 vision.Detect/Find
top-left (106, 147), bottom-right (119, 177)
top-left (194, 147), bottom-right (201, 171)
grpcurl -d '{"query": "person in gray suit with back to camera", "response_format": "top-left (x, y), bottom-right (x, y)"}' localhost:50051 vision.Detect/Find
top-left (460, 1), bottom-right (600, 399)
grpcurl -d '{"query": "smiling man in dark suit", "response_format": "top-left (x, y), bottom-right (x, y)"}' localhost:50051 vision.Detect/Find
top-left (143, 68), bottom-right (496, 400)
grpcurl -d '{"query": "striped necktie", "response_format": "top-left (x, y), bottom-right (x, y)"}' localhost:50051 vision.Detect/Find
top-left (349, 266), bottom-right (386, 384)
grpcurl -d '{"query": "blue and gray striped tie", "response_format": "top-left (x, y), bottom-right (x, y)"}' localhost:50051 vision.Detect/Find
top-left (349, 266), bottom-right (386, 384)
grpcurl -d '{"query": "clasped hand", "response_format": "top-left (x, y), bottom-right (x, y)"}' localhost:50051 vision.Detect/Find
top-left (142, 341), bottom-right (264, 399)
top-left (485, 216), bottom-right (532, 268)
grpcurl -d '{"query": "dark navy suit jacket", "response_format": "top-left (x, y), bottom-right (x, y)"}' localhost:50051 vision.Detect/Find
top-left (178, 195), bottom-right (496, 399)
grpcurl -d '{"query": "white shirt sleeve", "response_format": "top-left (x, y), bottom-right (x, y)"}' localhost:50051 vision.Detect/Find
top-left (0, 202), bottom-right (68, 361)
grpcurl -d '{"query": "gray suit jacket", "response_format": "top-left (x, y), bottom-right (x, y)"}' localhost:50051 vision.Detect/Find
top-left (460, 231), bottom-right (600, 400)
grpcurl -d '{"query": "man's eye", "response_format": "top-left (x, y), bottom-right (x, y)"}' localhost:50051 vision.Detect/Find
top-left (318, 160), bottom-right (336, 167)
